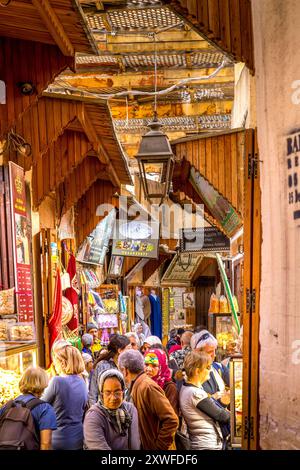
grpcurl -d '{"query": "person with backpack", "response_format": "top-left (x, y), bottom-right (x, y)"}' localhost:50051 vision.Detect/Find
top-left (0, 366), bottom-right (57, 450)
top-left (42, 344), bottom-right (88, 450)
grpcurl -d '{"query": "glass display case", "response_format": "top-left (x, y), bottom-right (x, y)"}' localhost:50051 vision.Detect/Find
top-left (208, 313), bottom-right (239, 361)
top-left (229, 355), bottom-right (243, 448)
top-left (0, 344), bottom-right (37, 407)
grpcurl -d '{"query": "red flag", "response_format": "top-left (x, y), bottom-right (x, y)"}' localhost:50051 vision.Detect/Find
top-left (48, 268), bottom-right (62, 366)
top-left (65, 254), bottom-right (79, 332)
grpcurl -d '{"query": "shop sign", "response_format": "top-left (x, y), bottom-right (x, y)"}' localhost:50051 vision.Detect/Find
top-left (9, 162), bottom-right (34, 322)
top-left (286, 131), bottom-right (300, 221)
top-left (180, 227), bottom-right (230, 252)
top-left (161, 253), bottom-right (203, 286)
top-left (189, 166), bottom-right (242, 237)
top-left (112, 220), bottom-right (159, 259)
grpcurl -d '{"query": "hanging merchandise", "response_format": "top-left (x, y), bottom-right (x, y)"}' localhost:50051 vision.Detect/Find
top-left (100, 328), bottom-right (110, 346)
top-left (119, 291), bottom-right (128, 335)
top-left (47, 269), bottom-right (62, 367)
top-left (61, 296), bottom-right (74, 326)
top-left (58, 208), bottom-right (75, 240)
top-left (208, 293), bottom-right (220, 313)
top-left (64, 254), bottom-right (79, 332)
top-left (216, 253), bottom-right (240, 334)
top-left (149, 289), bottom-right (162, 340)
top-left (219, 295), bottom-right (230, 314)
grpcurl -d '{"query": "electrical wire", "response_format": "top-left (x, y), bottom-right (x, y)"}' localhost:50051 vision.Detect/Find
top-left (54, 59), bottom-right (228, 102)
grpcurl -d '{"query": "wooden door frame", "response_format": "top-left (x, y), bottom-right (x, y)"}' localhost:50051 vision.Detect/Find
top-left (242, 128), bottom-right (261, 449)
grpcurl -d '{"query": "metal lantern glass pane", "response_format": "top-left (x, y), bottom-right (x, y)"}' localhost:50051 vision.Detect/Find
top-left (135, 117), bottom-right (175, 202)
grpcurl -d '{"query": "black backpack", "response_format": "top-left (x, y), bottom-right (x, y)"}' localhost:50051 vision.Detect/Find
top-left (0, 397), bottom-right (44, 450)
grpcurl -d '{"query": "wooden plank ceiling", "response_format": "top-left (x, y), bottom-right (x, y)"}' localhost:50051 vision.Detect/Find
top-left (0, 0), bottom-right (96, 55)
top-left (0, 38), bottom-right (74, 138)
top-left (163, 0), bottom-right (254, 73)
top-left (172, 128), bottom-right (248, 219)
top-left (48, 0), bottom-right (235, 166)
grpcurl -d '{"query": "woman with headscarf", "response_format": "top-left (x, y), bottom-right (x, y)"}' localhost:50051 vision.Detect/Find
top-left (83, 370), bottom-right (140, 450)
top-left (88, 334), bottom-right (130, 406)
top-left (144, 348), bottom-right (179, 415)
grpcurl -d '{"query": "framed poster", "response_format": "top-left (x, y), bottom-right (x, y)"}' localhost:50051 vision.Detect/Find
top-left (108, 255), bottom-right (124, 278)
top-left (9, 162), bottom-right (34, 322)
top-left (182, 291), bottom-right (195, 308)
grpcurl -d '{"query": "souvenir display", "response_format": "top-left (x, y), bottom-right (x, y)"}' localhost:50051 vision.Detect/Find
top-left (61, 296), bottom-right (74, 326)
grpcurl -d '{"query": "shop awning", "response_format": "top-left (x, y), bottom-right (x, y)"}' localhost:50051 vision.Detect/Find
top-left (171, 129), bottom-right (252, 237)
top-left (18, 94), bottom-right (131, 186)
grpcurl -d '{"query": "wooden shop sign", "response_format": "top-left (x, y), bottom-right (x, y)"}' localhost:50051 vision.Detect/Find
top-left (180, 227), bottom-right (230, 253)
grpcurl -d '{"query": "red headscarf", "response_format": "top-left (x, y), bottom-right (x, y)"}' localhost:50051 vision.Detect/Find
top-left (148, 348), bottom-right (172, 390)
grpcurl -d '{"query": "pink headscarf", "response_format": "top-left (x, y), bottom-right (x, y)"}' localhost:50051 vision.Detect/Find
top-left (148, 348), bottom-right (172, 390)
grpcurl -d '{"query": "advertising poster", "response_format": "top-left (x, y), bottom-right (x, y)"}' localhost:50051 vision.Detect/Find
top-left (9, 162), bottom-right (34, 322)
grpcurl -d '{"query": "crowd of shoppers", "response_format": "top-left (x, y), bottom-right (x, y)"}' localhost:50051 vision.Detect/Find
top-left (0, 323), bottom-right (233, 451)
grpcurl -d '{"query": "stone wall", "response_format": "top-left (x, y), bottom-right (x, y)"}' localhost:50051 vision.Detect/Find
top-left (252, 0), bottom-right (300, 450)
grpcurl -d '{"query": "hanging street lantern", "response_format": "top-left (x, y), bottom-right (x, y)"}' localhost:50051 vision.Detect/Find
top-left (135, 113), bottom-right (175, 205)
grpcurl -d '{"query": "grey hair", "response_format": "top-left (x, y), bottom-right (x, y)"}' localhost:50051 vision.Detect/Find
top-left (125, 332), bottom-right (140, 348)
top-left (98, 369), bottom-right (125, 393)
top-left (191, 330), bottom-right (218, 350)
top-left (81, 333), bottom-right (93, 347)
top-left (118, 349), bottom-right (145, 374)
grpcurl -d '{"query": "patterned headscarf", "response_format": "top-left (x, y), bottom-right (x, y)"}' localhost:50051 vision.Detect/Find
top-left (146, 348), bottom-right (172, 390)
top-left (144, 352), bottom-right (159, 366)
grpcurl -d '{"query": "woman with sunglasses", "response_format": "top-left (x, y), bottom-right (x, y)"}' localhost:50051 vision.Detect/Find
top-left (179, 351), bottom-right (230, 450)
top-left (83, 369), bottom-right (140, 450)
top-left (191, 330), bottom-right (230, 406)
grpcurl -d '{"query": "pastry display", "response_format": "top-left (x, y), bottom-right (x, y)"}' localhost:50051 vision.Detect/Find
top-left (0, 287), bottom-right (15, 315)
top-left (9, 323), bottom-right (35, 341)
top-left (216, 331), bottom-right (235, 350)
top-left (0, 321), bottom-right (8, 341)
top-left (0, 367), bottom-right (20, 406)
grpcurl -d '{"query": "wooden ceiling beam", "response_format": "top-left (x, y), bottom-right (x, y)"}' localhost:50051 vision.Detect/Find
top-left (32, 0), bottom-right (74, 57)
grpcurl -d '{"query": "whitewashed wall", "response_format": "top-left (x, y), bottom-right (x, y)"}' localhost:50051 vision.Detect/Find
top-left (252, 0), bottom-right (300, 449)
